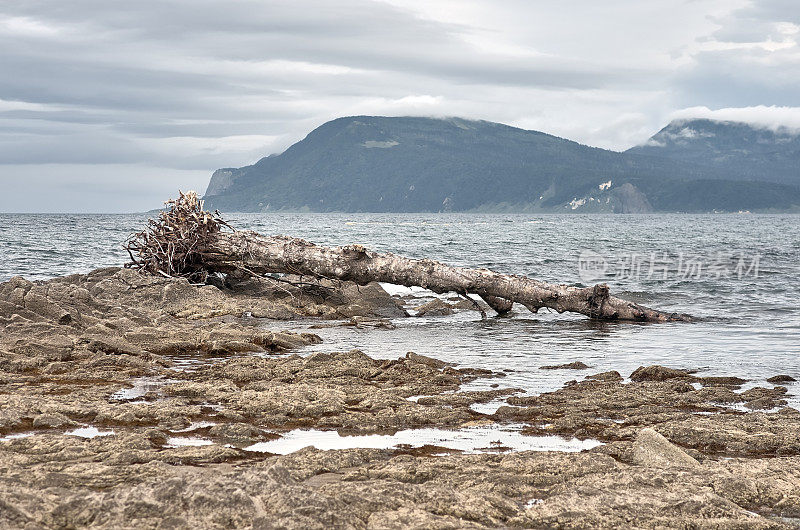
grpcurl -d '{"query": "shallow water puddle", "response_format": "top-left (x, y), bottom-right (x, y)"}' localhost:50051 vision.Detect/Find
top-left (525, 499), bottom-right (544, 509)
top-left (470, 399), bottom-right (509, 415)
top-left (169, 421), bottom-right (217, 433)
top-left (710, 402), bottom-right (785, 414)
top-left (110, 377), bottom-right (177, 401)
top-left (595, 417), bottom-right (625, 424)
top-left (66, 426), bottom-right (114, 438)
top-left (0, 433), bottom-right (33, 442)
top-left (245, 424), bottom-right (601, 455)
top-left (165, 436), bottom-right (214, 447)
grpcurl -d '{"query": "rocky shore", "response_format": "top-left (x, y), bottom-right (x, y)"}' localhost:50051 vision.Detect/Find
top-left (1, 269), bottom-right (800, 528)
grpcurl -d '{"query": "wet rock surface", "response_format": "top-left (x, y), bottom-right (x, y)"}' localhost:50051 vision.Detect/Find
top-left (0, 267), bottom-right (406, 374)
top-left (2, 270), bottom-right (800, 528)
top-left (540, 361), bottom-right (591, 370)
top-left (500, 368), bottom-right (798, 458)
top-left (413, 298), bottom-right (455, 316)
top-left (768, 375), bottom-right (797, 384)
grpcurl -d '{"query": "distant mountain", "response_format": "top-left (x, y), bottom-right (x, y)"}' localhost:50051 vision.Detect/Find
top-left (204, 116), bottom-right (800, 213)
top-left (627, 119), bottom-right (800, 186)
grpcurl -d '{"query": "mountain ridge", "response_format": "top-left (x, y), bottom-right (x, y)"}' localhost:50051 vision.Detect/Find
top-left (204, 115), bottom-right (800, 213)
top-left (626, 118), bottom-right (800, 186)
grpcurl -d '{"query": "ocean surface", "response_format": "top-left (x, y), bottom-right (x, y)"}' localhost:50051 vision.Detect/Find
top-left (1, 213), bottom-right (799, 408)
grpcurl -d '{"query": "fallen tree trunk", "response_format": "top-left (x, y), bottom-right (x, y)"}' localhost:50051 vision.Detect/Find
top-left (126, 192), bottom-right (690, 323)
top-left (208, 232), bottom-right (688, 322)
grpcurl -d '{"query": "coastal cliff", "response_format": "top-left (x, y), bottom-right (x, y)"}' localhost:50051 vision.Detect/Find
top-left (204, 116), bottom-right (800, 213)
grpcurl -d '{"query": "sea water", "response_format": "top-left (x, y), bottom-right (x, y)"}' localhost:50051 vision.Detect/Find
top-left (1, 212), bottom-right (798, 406)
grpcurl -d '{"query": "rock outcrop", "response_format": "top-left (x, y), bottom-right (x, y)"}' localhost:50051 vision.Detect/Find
top-left (0, 267), bottom-right (406, 371)
top-left (2, 270), bottom-right (800, 527)
top-left (632, 427), bottom-right (700, 469)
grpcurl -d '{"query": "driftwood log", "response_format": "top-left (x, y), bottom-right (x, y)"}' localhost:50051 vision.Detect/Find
top-left (126, 192), bottom-right (690, 323)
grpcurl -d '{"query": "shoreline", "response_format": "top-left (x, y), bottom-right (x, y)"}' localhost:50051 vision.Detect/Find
top-left (1, 268), bottom-right (799, 527)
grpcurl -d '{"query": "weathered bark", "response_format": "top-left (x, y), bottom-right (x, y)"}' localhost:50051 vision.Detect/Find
top-left (125, 193), bottom-right (689, 322)
top-left (204, 231), bottom-right (690, 322)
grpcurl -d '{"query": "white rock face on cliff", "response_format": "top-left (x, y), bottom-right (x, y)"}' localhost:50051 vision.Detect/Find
top-left (205, 169), bottom-right (236, 197)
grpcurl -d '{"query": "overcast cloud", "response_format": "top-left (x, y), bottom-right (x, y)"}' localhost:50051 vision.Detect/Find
top-left (1, 0), bottom-right (799, 212)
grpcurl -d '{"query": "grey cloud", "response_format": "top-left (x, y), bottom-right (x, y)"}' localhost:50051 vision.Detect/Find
top-left (0, 164), bottom-right (209, 213)
top-left (0, 109), bottom-right (119, 126)
top-left (1, 0), bottom-right (799, 211)
top-left (675, 0), bottom-right (800, 108)
top-left (0, 130), bottom-right (147, 165)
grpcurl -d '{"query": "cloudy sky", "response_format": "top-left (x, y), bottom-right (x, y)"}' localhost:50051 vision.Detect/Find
top-left (2, 0), bottom-right (799, 212)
